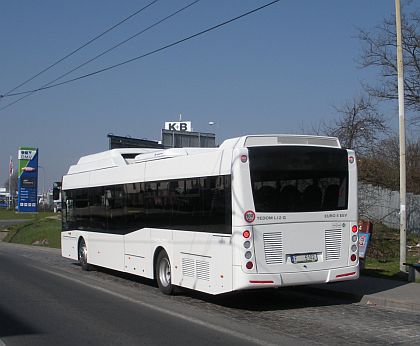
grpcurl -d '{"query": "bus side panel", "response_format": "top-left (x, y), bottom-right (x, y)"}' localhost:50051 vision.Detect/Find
top-left (88, 232), bottom-right (125, 272)
top-left (172, 231), bottom-right (233, 295)
top-left (90, 162), bottom-right (146, 188)
top-left (61, 231), bottom-right (78, 260)
top-left (124, 228), bottom-right (153, 279)
top-left (125, 228), bottom-right (174, 280)
top-left (144, 152), bottom-right (223, 181)
top-left (62, 171), bottom-right (91, 189)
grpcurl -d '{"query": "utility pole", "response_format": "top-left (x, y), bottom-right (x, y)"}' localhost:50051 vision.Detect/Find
top-left (8, 155), bottom-right (13, 209)
top-left (395, 0), bottom-right (407, 272)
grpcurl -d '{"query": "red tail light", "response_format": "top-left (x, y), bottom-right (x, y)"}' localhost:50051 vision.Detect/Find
top-left (352, 225), bottom-right (358, 233)
top-left (350, 254), bottom-right (357, 262)
top-left (243, 230), bottom-right (251, 238)
top-left (336, 272), bottom-right (356, 278)
top-left (246, 261), bottom-right (253, 269)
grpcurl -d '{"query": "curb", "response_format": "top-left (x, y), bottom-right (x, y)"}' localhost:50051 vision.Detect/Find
top-left (308, 281), bottom-right (420, 313)
top-left (361, 295), bottom-right (420, 313)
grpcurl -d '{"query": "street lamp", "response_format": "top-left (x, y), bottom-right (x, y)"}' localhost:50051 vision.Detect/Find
top-left (208, 121), bottom-right (219, 147)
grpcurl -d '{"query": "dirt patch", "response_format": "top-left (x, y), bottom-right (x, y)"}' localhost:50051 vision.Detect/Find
top-left (32, 239), bottom-right (49, 246)
top-left (46, 215), bottom-right (61, 220)
top-left (0, 231), bottom-right (9, 241)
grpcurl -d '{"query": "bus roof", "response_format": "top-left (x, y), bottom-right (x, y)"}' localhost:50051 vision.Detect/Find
top-left (67, 134), bottom-right (341, 175)
top-left (223, 134), bottom-right (341, 149)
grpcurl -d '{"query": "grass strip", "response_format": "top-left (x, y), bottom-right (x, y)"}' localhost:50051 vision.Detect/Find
top-left (4, 217), bottom-right (61, 248)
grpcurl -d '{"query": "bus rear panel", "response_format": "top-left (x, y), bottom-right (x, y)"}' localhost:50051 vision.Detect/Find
top-left (231, 144), bottom-right (358, 291)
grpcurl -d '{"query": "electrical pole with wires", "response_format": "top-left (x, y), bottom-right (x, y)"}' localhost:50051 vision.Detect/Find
top-left (8, 156), bottom-right (13, 209)
top-left (395, 0), bottom-right (407, 273)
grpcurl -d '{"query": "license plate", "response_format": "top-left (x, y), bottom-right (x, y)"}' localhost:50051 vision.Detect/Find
top-left (291, 253), bottom-right (318, 264)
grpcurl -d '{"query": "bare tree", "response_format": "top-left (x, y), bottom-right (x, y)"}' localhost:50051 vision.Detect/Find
top-left (406, 136), bottom-right (420, 193)
top-left (320, 95), bottom-right (389, 156)
top-left (360, 135), bottom-right (420, 194)
top-left (359, 6), bottom-right (420, 125)
top-left (359, 136), bottom-right (400, 191)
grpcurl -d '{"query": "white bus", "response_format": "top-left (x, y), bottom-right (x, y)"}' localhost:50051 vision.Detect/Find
top-left (61, 134), bottom-right (359, 295)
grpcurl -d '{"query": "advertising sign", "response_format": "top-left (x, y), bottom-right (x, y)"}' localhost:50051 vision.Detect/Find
top-left (17, 147), bottom-right (38, 212)
top-left (358, 232), bottom-right (370, 259)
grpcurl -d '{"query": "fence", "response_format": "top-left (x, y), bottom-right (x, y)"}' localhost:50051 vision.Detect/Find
top-left (359, 183), bottom-right (420, 233)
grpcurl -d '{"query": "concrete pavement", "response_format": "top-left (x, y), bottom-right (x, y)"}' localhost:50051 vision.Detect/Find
top-left (310, 274), bottom-right (420, 313)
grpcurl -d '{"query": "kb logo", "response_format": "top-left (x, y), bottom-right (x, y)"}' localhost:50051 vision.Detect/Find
top-left (165, 121), bottom-right (192, 132)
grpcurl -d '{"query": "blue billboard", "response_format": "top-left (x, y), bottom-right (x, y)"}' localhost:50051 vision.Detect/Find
top-left (17, 147), bottom-right (38, 213)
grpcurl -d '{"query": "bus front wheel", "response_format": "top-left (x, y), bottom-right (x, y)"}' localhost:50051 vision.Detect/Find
top-left (156, 250), bottom-right (173, 295)
top-left (78, 238), bottom-right (91, 271)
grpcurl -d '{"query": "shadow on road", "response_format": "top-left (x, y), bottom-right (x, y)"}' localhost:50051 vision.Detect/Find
top-left (0, 306), bottom-right (40, 338)
top-left (182, 286), bottom-right (359, 311)
top-left (76, 262), bottom-right (359, 312)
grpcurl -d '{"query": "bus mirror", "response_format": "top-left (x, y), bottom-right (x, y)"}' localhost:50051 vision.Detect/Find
top-left (53, 188), bottom-right (60, 200)
top-left (53, 181), bottom-right (62, 200)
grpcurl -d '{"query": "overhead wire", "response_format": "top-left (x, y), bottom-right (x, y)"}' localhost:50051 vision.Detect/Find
top-left (0, 0), bottom-right (159, 98)
top-left (41, 0), bottom-right (201, 89)
top-left (0, 0), bottom-right (280, 112)
top-left (0, 0), bottom-right (200, 112)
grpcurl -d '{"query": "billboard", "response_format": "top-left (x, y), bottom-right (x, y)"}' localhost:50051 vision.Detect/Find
top-left (17, 147), bottom-right (38, 212)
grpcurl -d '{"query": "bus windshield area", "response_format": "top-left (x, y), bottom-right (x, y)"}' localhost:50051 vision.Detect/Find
top-left (249, 146), bottom-right (349, 213)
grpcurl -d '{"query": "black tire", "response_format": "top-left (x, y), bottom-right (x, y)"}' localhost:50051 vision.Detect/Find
top-left (78, 238), bottom-right (91, 271)
top-left (156, 250), bottom-right (173, 295)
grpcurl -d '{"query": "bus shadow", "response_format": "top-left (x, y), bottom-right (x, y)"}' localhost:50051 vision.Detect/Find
top-left (72, 262), bottom-right (158, 287)
top-left (180, 286), bottom-right (359, 311)
top-left (72, 263), bottom-right (358, 312)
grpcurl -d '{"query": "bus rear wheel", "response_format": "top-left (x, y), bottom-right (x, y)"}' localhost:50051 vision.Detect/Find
top-left (78, 238), bottom-right (91, 271)
top-left (156, 250), bottom-right (173, 295)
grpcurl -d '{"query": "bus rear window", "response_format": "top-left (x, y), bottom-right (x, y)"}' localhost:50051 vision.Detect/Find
top-left (249, 146), bottom-right (349, 212)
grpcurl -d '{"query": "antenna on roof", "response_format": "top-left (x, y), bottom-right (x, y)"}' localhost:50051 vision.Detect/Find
top-left (179, 113), bottom-right (182, 121)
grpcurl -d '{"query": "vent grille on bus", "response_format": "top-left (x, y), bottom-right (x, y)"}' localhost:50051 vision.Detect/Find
top-left (182, 257), bottom-right (210, 281)
top-left (325, 229), bottom-right (342, 260)
top-left (182, 258), bottom-right (195, 277)
top-left (196, 260), bottom-right (210, 281)
top-left (263, 232), bottom-right (283, 264)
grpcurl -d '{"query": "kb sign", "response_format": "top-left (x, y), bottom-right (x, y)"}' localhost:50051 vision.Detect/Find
top-left (164, 121), bottom-right (192, 132)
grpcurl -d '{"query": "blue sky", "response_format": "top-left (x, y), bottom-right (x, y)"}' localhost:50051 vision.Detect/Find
top-left (0, 0), bottom-right (402, 191)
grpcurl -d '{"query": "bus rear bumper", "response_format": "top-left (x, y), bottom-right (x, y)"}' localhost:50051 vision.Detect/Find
top-left (233, 265), bottom-right (359, 291)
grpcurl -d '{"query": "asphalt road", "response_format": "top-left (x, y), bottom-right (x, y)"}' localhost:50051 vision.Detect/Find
top-left (0, 220), bottom-right (29, 228)
top-left (1, 242), bottom-right (419, 346)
